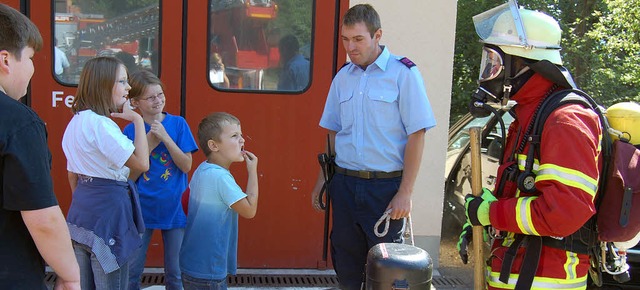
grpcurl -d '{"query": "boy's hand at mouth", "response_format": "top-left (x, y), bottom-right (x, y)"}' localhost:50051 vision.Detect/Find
top-left (243, 150), bottom-right (258, 172)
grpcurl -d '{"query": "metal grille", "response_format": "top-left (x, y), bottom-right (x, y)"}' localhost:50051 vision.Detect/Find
top-left (228, 274), bottom-right (339, 287)
top-left (140, 273), bottom-right (339, 287)
top-left (47, 271), bottom-right (466, 288)
top-left (46, 272), bottom-right (338, 287)
top-left (431, 276), bottom-right (466, 287)
top-left (141, 272), bottom-right (165, 286)
top-left (44, 272), bottom-right (57, 285)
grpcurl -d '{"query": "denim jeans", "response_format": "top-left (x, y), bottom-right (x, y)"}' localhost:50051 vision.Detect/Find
top-left (128, 228), bottom-right (184, 290)
top-left (73, 242), bottom-right (129, 290)
top-left (182, 273), bottom-right (227, 290)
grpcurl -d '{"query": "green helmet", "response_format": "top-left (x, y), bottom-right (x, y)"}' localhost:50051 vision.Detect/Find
top-left (473, 0), bottom-right (563, 65)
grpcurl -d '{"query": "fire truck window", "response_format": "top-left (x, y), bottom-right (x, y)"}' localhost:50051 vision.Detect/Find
top-left (53, 0), bottom-right (160, 85)
top-left (209, 0), bottom-right (313, 92)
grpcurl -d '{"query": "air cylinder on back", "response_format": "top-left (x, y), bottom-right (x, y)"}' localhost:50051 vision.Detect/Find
top-left (365, 243), bottom-right (432, 290)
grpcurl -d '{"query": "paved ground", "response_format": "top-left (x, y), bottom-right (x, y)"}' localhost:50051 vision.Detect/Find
top-left (435, 225), bottom-right (475, 290)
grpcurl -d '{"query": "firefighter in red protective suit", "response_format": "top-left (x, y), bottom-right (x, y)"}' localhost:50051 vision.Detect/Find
top-left (456, 1), bottom-right (602, 289)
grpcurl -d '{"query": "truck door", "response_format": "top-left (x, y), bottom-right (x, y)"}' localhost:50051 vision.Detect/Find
top-left (27, 0), bottom-right (346, 269)
top-left (183, 1), bottom-right (346, 268)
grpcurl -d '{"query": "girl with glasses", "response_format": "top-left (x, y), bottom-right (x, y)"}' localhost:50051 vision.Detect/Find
top-left (124, 69), bottom-right (198, 290)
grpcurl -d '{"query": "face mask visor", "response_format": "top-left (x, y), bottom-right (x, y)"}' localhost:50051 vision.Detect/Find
top-left (473, 1), bottom-right (529, 48)
top-left (478, 47), bottom-right (504, 82)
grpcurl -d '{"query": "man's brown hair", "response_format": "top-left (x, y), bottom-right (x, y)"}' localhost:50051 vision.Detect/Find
top-left (342, 4), bottom-right (381, 38)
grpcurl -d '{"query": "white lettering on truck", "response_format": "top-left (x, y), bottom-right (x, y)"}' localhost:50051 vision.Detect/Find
top-left (52, 91), bottom-right (75, 108)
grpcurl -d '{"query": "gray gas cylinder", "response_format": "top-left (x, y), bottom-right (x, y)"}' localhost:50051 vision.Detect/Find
top-left (365, 243), bottom-right (432, 290)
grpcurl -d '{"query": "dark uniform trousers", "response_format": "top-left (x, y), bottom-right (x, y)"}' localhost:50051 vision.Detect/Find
top-left (329, 173), bottom-right (404, 290)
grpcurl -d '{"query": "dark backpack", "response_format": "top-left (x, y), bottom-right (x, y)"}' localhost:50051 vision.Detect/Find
top-left (506, 89), bottom-right (640, 288)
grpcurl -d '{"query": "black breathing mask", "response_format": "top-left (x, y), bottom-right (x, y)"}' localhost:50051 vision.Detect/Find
top-left (469, 46), bottom-right (532, 118)
top-left (470, 80), bottom-right (505, 118)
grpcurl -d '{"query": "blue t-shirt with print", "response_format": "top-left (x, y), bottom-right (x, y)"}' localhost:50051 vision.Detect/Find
top-left (123, 113), bottom-right (198, 229)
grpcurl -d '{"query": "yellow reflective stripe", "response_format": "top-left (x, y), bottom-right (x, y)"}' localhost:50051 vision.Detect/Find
top-left (515, 196), bottom-right (540, 236)
top-left (564, 251), bottom-right (579, 280)
top-left (516, 154), bottom-right (539, 172)
top-left (536, 164), bottom-right (598, 200)
top-left (487, 266), bottom-right (588, 289)
top-left (501, 232), bottom-right (517, 247)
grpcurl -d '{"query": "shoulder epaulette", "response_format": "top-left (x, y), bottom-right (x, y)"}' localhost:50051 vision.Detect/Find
top-left (398, 57), bottom-right (416, 69)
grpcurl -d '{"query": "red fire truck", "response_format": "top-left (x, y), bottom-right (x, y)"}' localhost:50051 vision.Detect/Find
top-left (18, 0), bottom-right (347, 269)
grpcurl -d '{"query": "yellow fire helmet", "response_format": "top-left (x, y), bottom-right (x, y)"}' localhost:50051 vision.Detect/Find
top-left (473, 0), bottom-right (563, 65)
top-left (606, 102), bottom-right (640, 145)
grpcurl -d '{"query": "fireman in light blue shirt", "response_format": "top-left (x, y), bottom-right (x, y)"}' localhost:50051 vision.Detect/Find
top-left (311, 4), bottom-right (436, 290)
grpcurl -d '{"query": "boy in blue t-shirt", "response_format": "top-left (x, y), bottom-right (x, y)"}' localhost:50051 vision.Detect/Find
top-left (180, 112), bottom-right (259, 289)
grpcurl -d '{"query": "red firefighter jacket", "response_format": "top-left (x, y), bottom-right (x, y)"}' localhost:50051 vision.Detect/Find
top-left (486, 73), bottom-right (602, 289)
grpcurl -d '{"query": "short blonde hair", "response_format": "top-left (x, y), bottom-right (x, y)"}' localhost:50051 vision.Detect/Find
top-left (198, 112), bottom-right (240, 156)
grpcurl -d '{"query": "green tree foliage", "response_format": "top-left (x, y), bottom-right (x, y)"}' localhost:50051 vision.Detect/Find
top-left (585, 0), bottom-right (640, 104)
top-left (451, 0), bottom-right (640, 125)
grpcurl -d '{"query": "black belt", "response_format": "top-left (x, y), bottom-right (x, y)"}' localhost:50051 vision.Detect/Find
top-left (334, 166), bottom-right (402, 179)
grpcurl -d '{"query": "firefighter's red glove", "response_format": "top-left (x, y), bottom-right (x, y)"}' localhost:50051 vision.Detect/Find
top-left (464, 188), bottom-right (496, 226)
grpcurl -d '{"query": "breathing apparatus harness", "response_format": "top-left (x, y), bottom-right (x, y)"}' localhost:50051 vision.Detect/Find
top-left (485, 60), bottom-right (581, 198)
top-left (497, 88), bottom-right (607, 289)
top-left (491, 85), bottom-right (637, 288)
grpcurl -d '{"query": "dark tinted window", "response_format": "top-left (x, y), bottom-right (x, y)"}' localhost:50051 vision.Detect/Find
top-left (208, 0), bottom-right (313, 92)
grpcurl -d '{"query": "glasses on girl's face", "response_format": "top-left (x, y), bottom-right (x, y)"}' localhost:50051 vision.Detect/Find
top-left (140, 92), bottom-right (165, 102)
